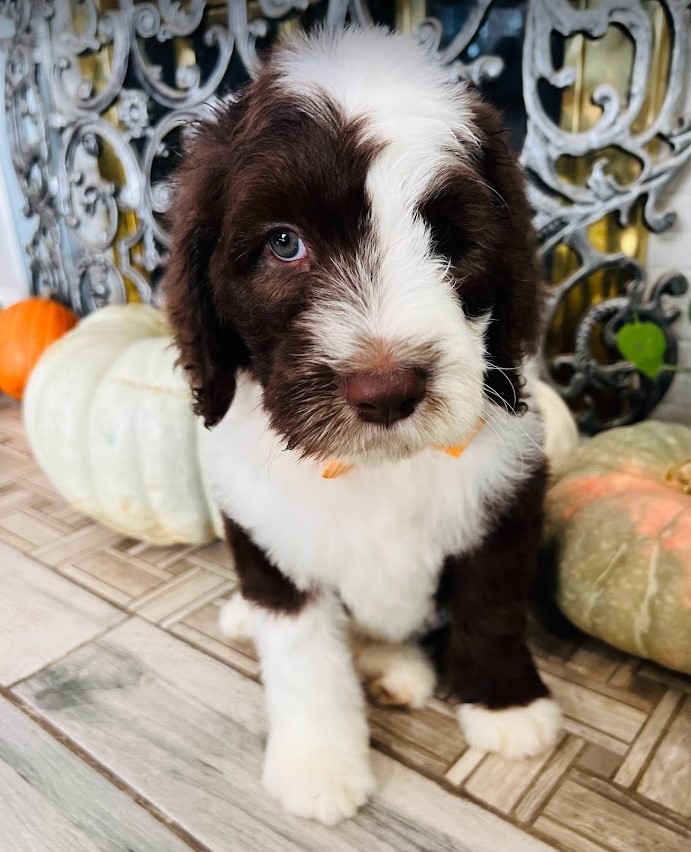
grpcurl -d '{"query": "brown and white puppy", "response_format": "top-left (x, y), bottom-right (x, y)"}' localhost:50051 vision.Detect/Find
top-left (164, 26), bottom-right (560, 826)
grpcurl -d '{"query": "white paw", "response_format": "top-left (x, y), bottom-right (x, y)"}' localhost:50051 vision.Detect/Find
top-left (355, 643), bottom-right (436, 709)
top-left (218, 592), bottom-right (255, 642)
top-left (263, 737), bottom-right (375, 825)
top-left (458, 697), bottom-right (561, 760)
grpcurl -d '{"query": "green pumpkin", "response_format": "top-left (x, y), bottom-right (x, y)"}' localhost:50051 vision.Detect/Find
top-left (544, 421), bottom-right (691, 674)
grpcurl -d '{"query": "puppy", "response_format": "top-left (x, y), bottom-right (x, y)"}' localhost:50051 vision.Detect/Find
top-left (164, 25), bottom-right (561, 825)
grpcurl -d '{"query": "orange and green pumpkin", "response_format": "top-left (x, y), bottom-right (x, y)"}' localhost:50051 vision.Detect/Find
top-left (0, 298), bottom-right (77, 400)
top-left (544, 421), bottom-right (691, 674)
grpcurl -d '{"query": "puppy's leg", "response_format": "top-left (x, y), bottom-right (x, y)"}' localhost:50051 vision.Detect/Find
top-left (352, 636), bottom-right (436, 710)
top-left (218, 591), bottom-right (255, 643)
top-left (222, 516), bottom-right (373, 824)
top-left (255, 593), bottom-right (375, 825)
top-left (446, 467), bottom-right (561, 759)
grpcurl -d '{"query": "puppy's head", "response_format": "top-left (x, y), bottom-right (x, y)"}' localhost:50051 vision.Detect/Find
top-left (165, 26), bottom-right (542, 465)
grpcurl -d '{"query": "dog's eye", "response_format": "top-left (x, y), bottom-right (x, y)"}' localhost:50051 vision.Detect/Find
top-left (267, 228), bottom-right (306, 262)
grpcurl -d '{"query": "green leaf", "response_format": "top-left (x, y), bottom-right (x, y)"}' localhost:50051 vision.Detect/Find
top-left (615, 321), bottom-right (666, 379)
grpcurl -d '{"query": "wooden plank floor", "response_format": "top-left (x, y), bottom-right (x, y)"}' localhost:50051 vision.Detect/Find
top-left (0, 695), bottom-right (188, 852)
top-left (1, 394), bottom-right (690, 851)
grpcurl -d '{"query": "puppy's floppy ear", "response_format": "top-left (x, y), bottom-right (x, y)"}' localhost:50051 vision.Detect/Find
top-left (470, 100), bottom-right (544, 414)
top-left (163, 114), bottom-right (248, 428)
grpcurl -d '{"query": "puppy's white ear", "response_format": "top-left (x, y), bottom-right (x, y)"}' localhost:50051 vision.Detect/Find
top-left (163, 111), bottom-right (248, 427)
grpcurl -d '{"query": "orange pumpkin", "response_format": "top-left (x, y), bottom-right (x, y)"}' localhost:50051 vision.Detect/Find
top-left (544, 422), bottom-right (691, 674)
top-left (0, 298), bottom-right (78, 400)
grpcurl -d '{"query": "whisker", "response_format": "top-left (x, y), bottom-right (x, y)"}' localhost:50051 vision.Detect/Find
top-left (482, 390), bottom-right (545, 463)
top-left (513, 425), bottom-right (545, 459)
top-left (476, 178), bottom-right (511, 219)
top-left (479, 408), bottom-right (511, 452)
top-left (483, 383), bottom-right (518, 416)
top-left (482, 362), bottom-right (519, 412)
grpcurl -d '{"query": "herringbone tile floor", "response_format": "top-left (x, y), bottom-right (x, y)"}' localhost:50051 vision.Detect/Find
top-left (1, 394), bottom-right (689, 851)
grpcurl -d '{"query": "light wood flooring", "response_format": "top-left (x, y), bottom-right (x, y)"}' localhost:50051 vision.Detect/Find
top-left (1, 394), bottom-right (689, 851)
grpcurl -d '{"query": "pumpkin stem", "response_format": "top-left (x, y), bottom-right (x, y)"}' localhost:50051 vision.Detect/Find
top-left (665, 458), bottom-right (691, 495)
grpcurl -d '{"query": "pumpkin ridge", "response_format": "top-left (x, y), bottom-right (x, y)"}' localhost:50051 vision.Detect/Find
top-left (582, 542), bottom-right (628, 624)
top-left (113, 378), bottom-right (189, 397)
top-left (632, 541), bottom-right (660, 658)
top-left (38, 302), bottom-right (52, 362)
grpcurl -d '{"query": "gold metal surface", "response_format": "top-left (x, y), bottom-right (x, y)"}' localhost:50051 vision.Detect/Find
top-left (547, 0), bottom-right (671, 420)
top-left (395, 0), bottom-right (427, 32)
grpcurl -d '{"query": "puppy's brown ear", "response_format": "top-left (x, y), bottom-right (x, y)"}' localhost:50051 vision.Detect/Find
top-left (471, 100), bottom-right (544, 414)
top-left (163, 115), bottom-right (248, 428)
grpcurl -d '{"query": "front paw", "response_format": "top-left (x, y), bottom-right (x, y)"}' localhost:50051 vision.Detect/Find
top-left (263, 735), bottom-right (375, 825)
top-left (458, 697), bottom-right (561, 760)
top-left (218, 592), bottom-right (255, 642)
top-left (355, 642), bottom-right (436, 709)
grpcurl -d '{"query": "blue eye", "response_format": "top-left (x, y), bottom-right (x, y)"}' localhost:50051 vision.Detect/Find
top-left (267, 228), bottom-right (306, 261)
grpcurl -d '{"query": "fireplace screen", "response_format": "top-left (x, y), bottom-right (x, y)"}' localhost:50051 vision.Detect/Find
top-left (2, 0), bottom-right (690, 432)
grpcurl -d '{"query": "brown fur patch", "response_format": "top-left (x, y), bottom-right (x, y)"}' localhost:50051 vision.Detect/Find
top-left (435, 462), bottom-right (550, 709)
top-left (418, 100), bottom-right (544, 414)
top-left (164, 71), bottom-right (381, 431)
top-left (223, 516), bottom-right (310, 614)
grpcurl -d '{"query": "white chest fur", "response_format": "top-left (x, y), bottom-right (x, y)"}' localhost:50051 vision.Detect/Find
top-left (202, 375), bottom-right (544, 642)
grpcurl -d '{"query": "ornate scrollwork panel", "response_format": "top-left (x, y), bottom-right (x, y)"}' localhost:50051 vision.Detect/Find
top-left (522, 0), bottom-right (691, 430)
top-left (2, 0), bottom-right (690, 430)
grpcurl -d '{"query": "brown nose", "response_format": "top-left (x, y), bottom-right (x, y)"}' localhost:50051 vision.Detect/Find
top-left (345, 368), bottom-right (426, 426)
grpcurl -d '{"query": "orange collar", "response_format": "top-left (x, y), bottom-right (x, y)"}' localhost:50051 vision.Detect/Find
top-left (321, 418), bottom-right (485, 479)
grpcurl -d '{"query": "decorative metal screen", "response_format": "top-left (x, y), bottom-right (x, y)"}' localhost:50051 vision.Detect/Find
top-left (2, 0), bottom-right (690, 432)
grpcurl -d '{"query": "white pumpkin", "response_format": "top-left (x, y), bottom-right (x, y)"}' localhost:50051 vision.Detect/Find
top-left (23, 305), bottom-right (579, 545)
top-left (533, 380), bottom-right (580, 478)
top-left (23, 305), bottom-right (223, 545)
